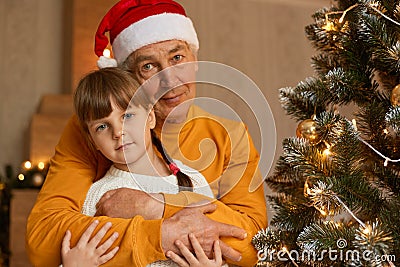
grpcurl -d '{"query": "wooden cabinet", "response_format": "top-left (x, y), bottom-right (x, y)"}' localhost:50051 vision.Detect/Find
top-left (10, 189), bottom-right (38, 267)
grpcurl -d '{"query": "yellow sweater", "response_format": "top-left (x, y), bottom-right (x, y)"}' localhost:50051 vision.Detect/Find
top-left (26, 105), bottom-right (267, 267)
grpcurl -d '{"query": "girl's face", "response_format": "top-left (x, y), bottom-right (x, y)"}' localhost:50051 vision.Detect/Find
top-left (87, 98), bottom-right (156, 172)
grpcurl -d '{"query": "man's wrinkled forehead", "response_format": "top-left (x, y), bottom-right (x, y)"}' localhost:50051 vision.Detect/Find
top-left (132, 41), bottom-right (190, 64)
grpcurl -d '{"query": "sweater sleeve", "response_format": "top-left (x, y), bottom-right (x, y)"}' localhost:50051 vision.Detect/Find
top-left (163, 123), bottom-right (267, 267)
top-left (26, 115), bottom-right (166, 267)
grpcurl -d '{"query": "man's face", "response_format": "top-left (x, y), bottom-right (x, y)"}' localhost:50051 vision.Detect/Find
top-left (128, 40), bottom-right (197, 124)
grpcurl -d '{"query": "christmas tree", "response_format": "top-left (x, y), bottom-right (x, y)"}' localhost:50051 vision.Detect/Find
top-left (253, 0), bottom-right (400, 266)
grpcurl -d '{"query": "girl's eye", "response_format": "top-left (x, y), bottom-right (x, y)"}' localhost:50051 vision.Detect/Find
top-left (123, 113), bottom-right (134, 120)
top-left (96, 124), bottom-right (108, 132)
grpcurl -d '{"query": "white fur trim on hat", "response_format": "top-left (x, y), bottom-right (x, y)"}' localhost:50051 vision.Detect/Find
top-left (112, 13), bottom-right (199, 65)
top-left (97, 56), bottom-right (118, 69)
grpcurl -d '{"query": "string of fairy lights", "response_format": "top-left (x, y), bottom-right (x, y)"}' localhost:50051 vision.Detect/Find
top-left (15, 160), bottom-right (48, 188)
top-left (324, 1), bottom-right (400, 28)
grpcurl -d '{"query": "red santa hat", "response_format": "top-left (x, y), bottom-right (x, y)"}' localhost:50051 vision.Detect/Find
top-left (95, 0), bottom-right (199, 68)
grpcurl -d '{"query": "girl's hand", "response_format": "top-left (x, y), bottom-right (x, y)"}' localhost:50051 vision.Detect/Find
top-left (61, 220), bottom-right (119, 267)
top-left (167, 233), bottom-right (224, 267)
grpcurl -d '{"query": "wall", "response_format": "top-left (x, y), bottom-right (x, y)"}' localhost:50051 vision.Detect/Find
top-left (70, 0), bottom-right (117, 90)
top-left (0, 0), bottom-right (65, 176)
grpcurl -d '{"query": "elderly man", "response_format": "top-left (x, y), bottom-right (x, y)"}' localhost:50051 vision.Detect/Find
top-left (26, 0), bottom-right (267, 266)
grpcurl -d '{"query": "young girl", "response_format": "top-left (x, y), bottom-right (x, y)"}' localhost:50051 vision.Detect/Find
top-left (62, 67), bottom-right (223, 267)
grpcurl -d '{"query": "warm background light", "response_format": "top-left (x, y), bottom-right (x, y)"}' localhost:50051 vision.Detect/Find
top-left (23, 161), bottom-right (32, 170)
top-left (38, 162), bottom-right (45, 170)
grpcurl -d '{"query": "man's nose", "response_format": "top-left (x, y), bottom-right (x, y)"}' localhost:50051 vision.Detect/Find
top-left (159, 66), bottom-right (180, 89)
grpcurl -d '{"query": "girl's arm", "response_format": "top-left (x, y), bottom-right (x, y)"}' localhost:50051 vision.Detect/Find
top-left (166, 233), bottom-right (223, 267)
top-left (61, 220), bottom-right (119, 267)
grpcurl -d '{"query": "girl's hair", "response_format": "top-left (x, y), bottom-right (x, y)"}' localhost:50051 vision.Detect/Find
top-left (151, 130), bottom-right (193, 191)
top-left (74, 67), bottom-right (149, 131)
top-left (74, 67), bottom-right (193, 191)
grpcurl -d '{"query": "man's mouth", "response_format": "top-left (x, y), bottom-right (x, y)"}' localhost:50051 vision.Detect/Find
top-left (161, 91), bottom-right (188, 105)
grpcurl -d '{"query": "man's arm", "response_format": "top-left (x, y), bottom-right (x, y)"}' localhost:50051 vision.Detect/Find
top-left (94, 189), bottom-right (246, 262)
top-left (163, 121), bottom-right (268, 266)
top-left (26, 115), bottom-right (166, 266)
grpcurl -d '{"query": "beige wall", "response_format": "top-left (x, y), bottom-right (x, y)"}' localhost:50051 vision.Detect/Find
top-left (70, 0), bottom-right (117, 90)
top-left (0, 0), bottom-right (65, 176)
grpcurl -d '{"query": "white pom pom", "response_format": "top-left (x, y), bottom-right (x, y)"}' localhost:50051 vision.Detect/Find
top-left (97, 56), bottom-right (118, 69)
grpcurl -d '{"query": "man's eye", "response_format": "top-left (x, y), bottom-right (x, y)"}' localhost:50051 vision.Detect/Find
top-left (96, 124), bottom-right (107, 132)
top-left (123, 113), bottom-right (134, 120)
top-left (142, 63), bottom-right (154, 71)
top-left (173, 55), bottom-right (183, 62)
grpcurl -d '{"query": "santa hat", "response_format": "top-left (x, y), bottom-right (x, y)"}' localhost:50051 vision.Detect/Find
top-left (95, 0), bottom-right (199, 68)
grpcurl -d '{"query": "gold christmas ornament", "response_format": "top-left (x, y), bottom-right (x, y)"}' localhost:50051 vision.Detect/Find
top-left (296, 119), bottom-right (320, 144)
top-left (390, 84), bottom-right (400, 106)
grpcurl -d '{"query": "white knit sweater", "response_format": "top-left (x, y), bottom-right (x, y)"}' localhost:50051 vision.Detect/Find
top-left (82, 160), bottom-right (214, 266)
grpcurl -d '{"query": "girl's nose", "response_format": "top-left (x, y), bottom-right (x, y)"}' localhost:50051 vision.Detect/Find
top-left (113, 129), bottom-right (124, 139)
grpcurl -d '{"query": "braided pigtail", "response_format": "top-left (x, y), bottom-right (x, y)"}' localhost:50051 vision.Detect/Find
top-left (151, 130), bottom-right (193, 192)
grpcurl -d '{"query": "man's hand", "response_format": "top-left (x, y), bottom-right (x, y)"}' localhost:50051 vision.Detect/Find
top-left (95, 188), bottom-right (164, 219)
top-left (161, 201), bottom-right (247, 262)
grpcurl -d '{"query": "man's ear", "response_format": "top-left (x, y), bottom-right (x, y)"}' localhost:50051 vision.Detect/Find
top-left (148, 108), bottom-right (156, 129)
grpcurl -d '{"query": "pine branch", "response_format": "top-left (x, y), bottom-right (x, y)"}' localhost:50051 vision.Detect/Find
top-left (279, 78), bottom-right (328, 121)
top-left (359, 8), bottom-right (400, 74)
top-left (311, 53), bottom-right (341, 76)
top-left (268, 194), bottom-right (321, 233)
top-left (297, 221), bottom-right (357, 266)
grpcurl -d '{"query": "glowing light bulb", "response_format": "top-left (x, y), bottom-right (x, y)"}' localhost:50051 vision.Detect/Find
top-left (363, 225), bottom-right (372, 234)
top-left (383, 129), bottom-right (389, 134)
top-left (38, 162), bottom-right (45, 170)
top-left (24, 161), bottom-right (32, 169)
top-left (320, 209), bottom-right (327, 216)
top-left (384, 159), bottom-right (389, 167)
top-left (304, 182), bottom-right (310, 196)
top-left (323, 148), bottom-right (331, 156)
top-left (322, 21), bottom-right (335, 31)
top-left (352, 119), bottom-right (358, 131)
top-left (18, 174), bottom-right (25, 181)
top-left (103, 49), bottom-right (111, 58)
